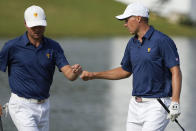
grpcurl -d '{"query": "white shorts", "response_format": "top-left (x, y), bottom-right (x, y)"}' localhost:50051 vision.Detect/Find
top-left (127, 97), bottom-right (171, 131)
top-left (8, 93), bottom-right (50, 131)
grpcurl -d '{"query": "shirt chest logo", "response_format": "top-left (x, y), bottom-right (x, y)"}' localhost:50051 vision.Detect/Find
top-left (46, 53), bottom-right (50, 59)
top-left (147, 48), bottom-right (151, 53)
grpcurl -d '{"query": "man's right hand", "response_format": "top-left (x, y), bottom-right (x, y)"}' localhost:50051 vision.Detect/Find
top-left (80, 71), bottom-right (94, 81)
top-left (71, 64), bottom-right (82, 75)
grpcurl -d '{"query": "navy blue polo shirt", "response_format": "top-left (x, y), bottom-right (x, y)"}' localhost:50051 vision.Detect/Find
top-left (0, 32), bottom-right (69, 100)
top-left (121, 26), bottom-right (180, 98)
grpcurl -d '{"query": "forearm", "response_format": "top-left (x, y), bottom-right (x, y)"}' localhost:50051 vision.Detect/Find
top-left (61, 65), bottom-right (81, 81)
top-left (0, 105), bottom-right (2, 116)
top-left (63, 68), bottom-right (78, 81)
top-left (171, 66), bottom-right (182, 102)
top-left (92, 67), bottom-right (131, 80)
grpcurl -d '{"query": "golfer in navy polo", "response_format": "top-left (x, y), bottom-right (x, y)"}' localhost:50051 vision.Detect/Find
top-left (80, 2), bottom-right (182, 131)
top-left (0, 5), bottom-right (82, 131)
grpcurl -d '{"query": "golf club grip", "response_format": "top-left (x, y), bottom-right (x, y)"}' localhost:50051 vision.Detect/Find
top-left (157, 98), bottom-right (185, 131)
top-left (0, 116), bottom-right (3, 131)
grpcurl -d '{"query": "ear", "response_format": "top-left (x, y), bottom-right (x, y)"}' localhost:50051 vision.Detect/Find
top-left (24, 21), bottom-right (28, 28)
top-left (136, 16), bottom-right (142, 23)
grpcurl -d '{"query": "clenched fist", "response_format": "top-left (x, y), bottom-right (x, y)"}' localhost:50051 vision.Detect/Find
top-left (71, 64), bottom-right (82, 75)
top-left (80, 71), bottom-right (94, 81)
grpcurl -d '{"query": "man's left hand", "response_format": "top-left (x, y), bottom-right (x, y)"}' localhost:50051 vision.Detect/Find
top-left (168, 101), bottom-right (181, 121)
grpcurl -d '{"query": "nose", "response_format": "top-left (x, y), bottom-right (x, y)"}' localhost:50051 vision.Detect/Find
top-left (124, 23), bottom-right (128, 27)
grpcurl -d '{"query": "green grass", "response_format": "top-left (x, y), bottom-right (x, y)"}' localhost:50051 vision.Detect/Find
top-left (150, 14), bottom-right (196, 37)
top-left (0, 0), bottom-right (196, 38)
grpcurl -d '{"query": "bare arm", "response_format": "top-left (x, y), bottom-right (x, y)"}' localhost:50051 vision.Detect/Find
top-left (170, 65), bottom-right (182, 102)
top-left (0, 105), bottom-right (2, 116)
top-left (80, 67), bottom-right (132, 81)
top-left (61, 64), bottom-right (82, 81)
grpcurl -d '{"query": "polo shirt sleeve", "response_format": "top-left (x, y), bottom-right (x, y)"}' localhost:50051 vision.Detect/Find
top-left (159, 36), bottom-right (180, 68)
top-left (54, 45), bottom-right (69, 71)
top-left (121, 43), bottom-right (132, 73)
top-left (0, 42), bottom-right (10, 72)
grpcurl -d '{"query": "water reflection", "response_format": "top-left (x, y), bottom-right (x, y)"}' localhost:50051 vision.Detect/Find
top-left (167, 38), bottom-right (196, 131)
top-left (50, 38), bottom-right (113, 131)
top-left (0, 37), bottom-right (196, 131)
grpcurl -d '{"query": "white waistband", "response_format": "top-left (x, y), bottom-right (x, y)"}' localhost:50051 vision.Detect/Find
top-left (132, 96), bottom-right (170, 102)
top-left (11, 93), bottom-right (47, 104)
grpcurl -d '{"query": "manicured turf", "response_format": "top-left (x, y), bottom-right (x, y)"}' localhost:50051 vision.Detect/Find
top-left (0, 0), bottom-right (195, 38)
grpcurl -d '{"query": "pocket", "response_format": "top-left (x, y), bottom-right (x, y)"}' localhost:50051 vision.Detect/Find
top-left (157, 98), bottom-right (171, 111)
top-left (8, 98), bottom-right (20, 114)
top-left (162, 98), bottom-right (171, 108)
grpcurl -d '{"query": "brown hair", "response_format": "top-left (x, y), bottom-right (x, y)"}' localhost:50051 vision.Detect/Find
top-left (141, 17), bottom-right (149, 23)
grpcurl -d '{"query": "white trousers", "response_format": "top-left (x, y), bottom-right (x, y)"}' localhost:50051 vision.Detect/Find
top-left (127, 97), bottom-right (171, 131)
top-left (8, 93), bottom-right (50, 131)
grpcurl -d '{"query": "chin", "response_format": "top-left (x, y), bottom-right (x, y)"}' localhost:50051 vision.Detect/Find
top-left (129, 32), bottom-right (134, 35)
top-left (34, 35), bottom-right (42, 39)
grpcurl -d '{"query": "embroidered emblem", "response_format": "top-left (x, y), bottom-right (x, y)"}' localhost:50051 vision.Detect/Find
top-left (34, 13), bottom-right (38, 17)
top-left (46, 53), bottom-right (50, 59)
top-left (147, 48), bottom-right (151, 53)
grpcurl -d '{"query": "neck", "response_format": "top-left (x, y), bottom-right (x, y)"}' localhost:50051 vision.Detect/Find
top-left (27, 33), bottom-right (43, 48)
top-left (137, 24), bottom-right (150, 42)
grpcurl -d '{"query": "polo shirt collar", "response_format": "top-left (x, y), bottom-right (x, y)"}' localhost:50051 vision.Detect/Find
top-left (22, 32), bottom-right (30, 46)
top-left (22, 32), bottom-right (46, 47)
top-left (143, 26), bottom-right (154, 40)
top-left (133, 26), bottom-right (154, 43)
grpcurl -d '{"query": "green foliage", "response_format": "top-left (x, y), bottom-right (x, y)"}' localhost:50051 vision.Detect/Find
top-left (0, 0), bottom-right (195, 38)
top-left (179, 16), bottom-right (195, 26)
top-left (150, 13), bottom-right (196, 37)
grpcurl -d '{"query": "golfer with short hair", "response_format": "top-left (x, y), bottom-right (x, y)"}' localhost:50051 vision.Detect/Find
top-left (0, 5), bottom-right (82, 131)
top-left (80, 2), bottom-right (182, 131)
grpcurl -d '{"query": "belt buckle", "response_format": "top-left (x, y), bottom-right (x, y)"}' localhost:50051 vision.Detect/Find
top-left (37, 99), bottom-right (45, 104)
top-left (135, 97), bottom-right (142, 103)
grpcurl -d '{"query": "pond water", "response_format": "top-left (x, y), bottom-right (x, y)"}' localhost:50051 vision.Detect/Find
top-left (0, 37), bottom-right (195, 131)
